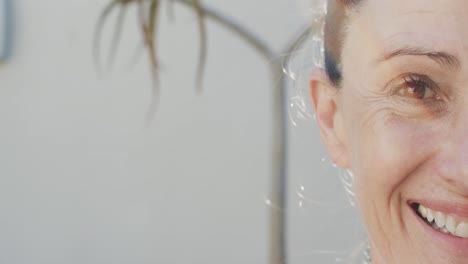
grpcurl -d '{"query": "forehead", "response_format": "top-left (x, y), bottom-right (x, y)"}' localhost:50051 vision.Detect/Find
top-left (343, 0), bottom-right (468, 64)
top-left (360, 0), bottom-right (468, 26)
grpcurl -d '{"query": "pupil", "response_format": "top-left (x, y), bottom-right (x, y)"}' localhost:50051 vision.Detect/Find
top-left (408, 85), bottom-right (425, 99)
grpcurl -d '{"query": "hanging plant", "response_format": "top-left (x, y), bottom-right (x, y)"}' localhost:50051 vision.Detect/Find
top-left (94, 1), bottom-right (317, 263)
top-left (94, 0), bottom-right (208, 118)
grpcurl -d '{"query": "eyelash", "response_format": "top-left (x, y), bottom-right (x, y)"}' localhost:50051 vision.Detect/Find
top-left (391, 74), bottom-right (447, 113)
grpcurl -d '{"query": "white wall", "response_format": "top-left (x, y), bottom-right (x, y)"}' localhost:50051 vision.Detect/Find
top-left (0, 1), bottom-right (313, 264)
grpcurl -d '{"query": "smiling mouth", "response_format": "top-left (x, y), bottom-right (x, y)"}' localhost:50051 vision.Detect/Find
top-left (412, 203), bottom-right (468, 238)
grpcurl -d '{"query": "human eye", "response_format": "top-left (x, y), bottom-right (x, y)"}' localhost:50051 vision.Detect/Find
top-left (394, 74), bottom-right (440, 100)
top-left (388, 73), bottom-right (448, 115)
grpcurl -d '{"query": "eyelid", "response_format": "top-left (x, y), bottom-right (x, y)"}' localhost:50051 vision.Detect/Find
top-left (385, 73), bottom-right (451, 116)
top-left (387, 73), bottom-right (443, 98)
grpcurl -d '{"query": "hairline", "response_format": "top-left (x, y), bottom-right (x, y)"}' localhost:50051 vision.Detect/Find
top-left (324, 0), bottom-right (364, 88)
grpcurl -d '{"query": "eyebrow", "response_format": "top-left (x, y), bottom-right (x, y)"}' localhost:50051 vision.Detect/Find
top-left (377, 47), bottom-right (461, 70)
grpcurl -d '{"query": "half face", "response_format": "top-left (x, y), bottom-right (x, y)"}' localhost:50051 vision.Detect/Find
top-left (312, 0), bottom-right (468, 263)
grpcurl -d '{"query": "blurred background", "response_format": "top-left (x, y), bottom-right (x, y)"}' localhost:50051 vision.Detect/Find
top-left (0, 1), bottom-right (363, 263)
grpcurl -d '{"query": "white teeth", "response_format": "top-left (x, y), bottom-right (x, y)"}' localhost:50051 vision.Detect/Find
top-left (426, 208), bottom-right (435, 222)
top-left (417, 204), bottom-right (468, 238)
top-left (418, 205), bottom-right (427, 218)
top-left (446, 216), bottom-right (456, 234)
top-left (455, 223), bottom-right (468, 238)
top-left (435, 211), bottom-right (446, 228)
top-left (441, 227), bottom-right (449, 234)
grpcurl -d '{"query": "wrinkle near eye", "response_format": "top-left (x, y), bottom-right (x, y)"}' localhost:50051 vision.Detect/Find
top-left (350, 96), bottom-right (396, 131)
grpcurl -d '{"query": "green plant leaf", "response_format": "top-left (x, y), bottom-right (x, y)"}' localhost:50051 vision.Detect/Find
top-left (93, 0), bottom-right (120, 73)
top-left (106, 4), bottom-right (127, 69)
top-left (136, 0), bottom-right (161, 120)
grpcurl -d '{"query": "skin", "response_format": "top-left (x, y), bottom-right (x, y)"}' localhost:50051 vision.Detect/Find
top-left (311, 0), bottom-right (468, 263)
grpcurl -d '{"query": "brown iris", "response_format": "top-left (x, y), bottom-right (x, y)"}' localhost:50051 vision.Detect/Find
top-left (396, 75), bottom-right (437, 100)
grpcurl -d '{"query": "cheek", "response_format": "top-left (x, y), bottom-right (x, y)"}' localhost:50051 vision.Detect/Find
top-left (350, 114), bottom-right (441, 203)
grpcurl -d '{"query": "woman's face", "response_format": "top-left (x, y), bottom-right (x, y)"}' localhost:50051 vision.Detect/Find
top-left (313, 0), bottom-right (468, 263)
